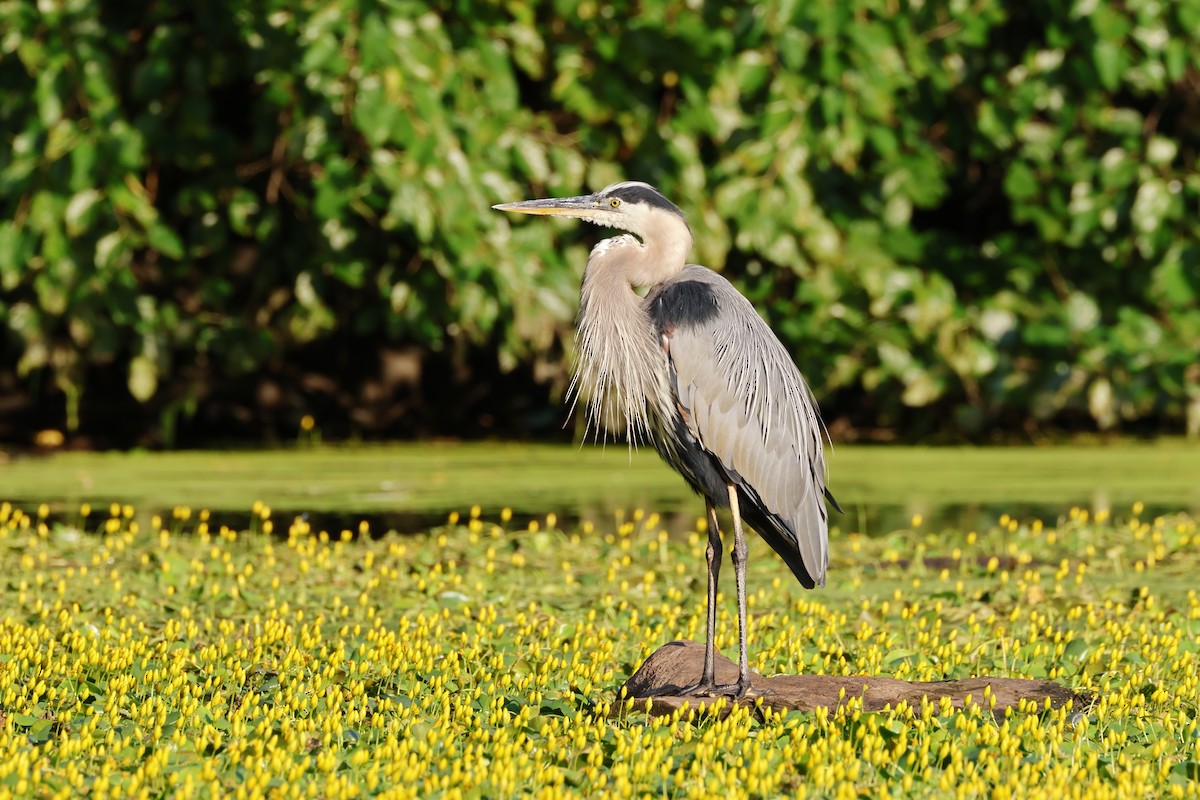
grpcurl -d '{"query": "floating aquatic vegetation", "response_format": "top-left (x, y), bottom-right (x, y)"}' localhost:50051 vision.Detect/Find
top-left (0, 501), bottom-right (1196, 798)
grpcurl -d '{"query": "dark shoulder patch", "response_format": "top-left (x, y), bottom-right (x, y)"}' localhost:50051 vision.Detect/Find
top-left (648, 280), bottom-right (720, 332)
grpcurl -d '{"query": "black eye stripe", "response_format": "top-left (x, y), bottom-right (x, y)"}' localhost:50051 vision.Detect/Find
top-left (602, 184), bottom-right (681, 214)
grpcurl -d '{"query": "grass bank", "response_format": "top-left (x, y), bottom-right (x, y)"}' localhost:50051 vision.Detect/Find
top-left (2, 440), bottom-right (1197, 530)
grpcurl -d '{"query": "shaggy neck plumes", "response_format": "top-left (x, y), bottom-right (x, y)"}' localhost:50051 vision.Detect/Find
top-left (569, 227), bottom-right (691, 443)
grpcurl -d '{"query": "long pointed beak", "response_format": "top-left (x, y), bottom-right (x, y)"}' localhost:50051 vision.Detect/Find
top-left (492, 194), bottom-right (602, 219)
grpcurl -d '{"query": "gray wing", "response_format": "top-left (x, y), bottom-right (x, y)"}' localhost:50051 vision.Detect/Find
top-left (648, 265), bottom-right (831, 588)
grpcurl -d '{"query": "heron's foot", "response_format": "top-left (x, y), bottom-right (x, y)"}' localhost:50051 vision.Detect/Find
top-left (677, 678), bottom-right (754, 701)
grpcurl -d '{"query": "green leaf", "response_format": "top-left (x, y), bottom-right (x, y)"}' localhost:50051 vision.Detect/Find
top-left (128, 354), bottom-right (159, 402)
top-left (1066, 292), bottom-right (1100, 333)
top-left (36, 68), bottom-right (63, 126)
top-left (1004, 162), bottom-right (1039, 201)
top-left (146, 224), bottom-right (184, 260)
top-left (95, 232), bottom-right (127, 271)
top-left (64, 189), bottom-right (103, 236)
top-left (901, 370), bottom-right (945, 407)
top-left (1092, 41), bottom-right (1124, 91)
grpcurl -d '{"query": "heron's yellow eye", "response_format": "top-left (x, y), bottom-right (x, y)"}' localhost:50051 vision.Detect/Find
top-left (610, 198), bottom-right (621, 208)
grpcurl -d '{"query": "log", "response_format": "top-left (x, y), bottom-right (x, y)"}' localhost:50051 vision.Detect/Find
top-left (620, 640), bottom-right (1087, 719)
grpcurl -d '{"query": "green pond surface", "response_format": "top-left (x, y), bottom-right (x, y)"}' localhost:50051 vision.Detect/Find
top-left (1, 440), bottom-right (1197, 534)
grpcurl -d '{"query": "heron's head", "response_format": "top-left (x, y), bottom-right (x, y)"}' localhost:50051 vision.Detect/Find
top-left (493, 181), bottom-right (691, 245)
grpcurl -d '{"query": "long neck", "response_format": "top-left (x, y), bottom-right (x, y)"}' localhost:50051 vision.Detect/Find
top-left (620, 217), bottom-right (692, 287)
top-left (570, 235), bottom-right (677, 442)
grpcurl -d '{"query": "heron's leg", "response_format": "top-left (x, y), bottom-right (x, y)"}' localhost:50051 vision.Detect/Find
top-left (701, 501), bottom-right (722, 687)
top-left (727, 483), bottom-right (752, 699)
top-left (680, 501), bottom-right (722, 696)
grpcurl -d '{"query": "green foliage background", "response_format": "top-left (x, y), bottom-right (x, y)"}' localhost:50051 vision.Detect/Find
top-left (1, 0), bottom-right (1198, 445)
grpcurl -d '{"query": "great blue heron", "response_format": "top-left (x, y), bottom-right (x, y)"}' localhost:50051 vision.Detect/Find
top-left (494, 181), bottom-right (838, 699)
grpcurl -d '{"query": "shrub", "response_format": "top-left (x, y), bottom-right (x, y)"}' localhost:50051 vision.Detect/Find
top-left (1, 0), bottom-right (1196, 444)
